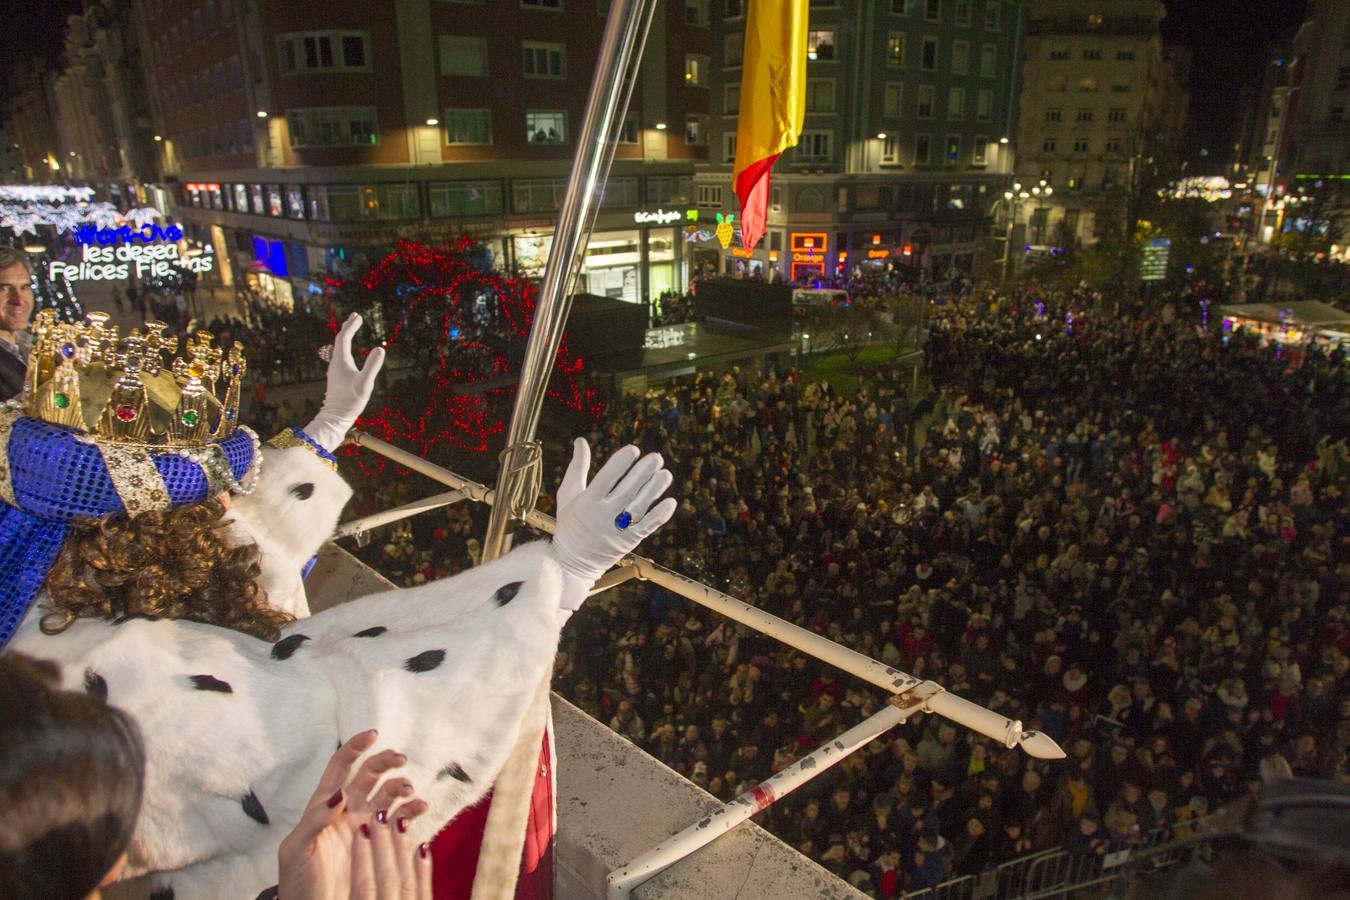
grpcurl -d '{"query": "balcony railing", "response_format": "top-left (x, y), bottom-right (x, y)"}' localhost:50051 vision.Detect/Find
top-left (340, 430), bottom-right (1064, 897)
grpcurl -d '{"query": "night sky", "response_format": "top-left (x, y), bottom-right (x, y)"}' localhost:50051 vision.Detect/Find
top-left (0, 0), bottom-right (1311, 168)
top-left (1159, 0), bottom-right (1308, 165)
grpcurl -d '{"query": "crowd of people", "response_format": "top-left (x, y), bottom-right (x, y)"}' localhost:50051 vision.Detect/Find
top-left (346, 287), bottom-right (1348, 896)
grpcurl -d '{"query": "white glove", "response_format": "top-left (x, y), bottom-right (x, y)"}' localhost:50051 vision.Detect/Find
top-left (552, 439), bottom-right (676, 612)
top-left (303, 313), bottom-right (387, 452)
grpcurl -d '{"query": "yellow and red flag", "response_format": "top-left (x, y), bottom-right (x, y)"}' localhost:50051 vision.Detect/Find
top-left (732, 0), bottom-right (808, 252)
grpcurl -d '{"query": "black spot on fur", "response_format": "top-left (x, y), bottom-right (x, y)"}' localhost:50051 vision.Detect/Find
top-left (242, 790), bottom-right (270, 825)
top-left (439, 762), bottom-right (471, 782)
top-left (271, 634), bottom-right (310, 660)
top-left (290, 482), bottom-right (315, 500)
top-left (354, 626), bottom-right (387, 638)
top-left (83, 669), bottom-right (107, 700)
top-left (404, 649), bottom-right (446, 673)
top-left (189, 674), bottom-right (233, 694)
top-left (254, 888), bottom-right (279, 900)
top-left (150, 887), bottom-right (174, 900)
top-left (494, 581), bottom-right (524, 607)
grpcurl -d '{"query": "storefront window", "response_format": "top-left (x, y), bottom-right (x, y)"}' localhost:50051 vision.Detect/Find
top-left (429, 180), bottom-right (504, 218)
top-left (647, 226), bottom-right (677, 296)
top-left (209, 185), bottom-right (224, 210)
top-left (233, 184), bottom-right (249, 212)
top-left (513, 233), bottom-right (553, 276)
top-left (250, 184), bottom-right (265, 215)
top-left (285, 185), bottom-right (306, 219)
top-left (268, 185), bottom-right (285, 217)
top-left (583, 228), bottom-right (641, 302)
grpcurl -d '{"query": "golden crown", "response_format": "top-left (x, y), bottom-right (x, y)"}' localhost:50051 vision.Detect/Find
top-left (23, 309), bottom-right (246, 447)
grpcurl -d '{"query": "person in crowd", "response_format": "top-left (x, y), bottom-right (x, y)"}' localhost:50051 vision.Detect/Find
top-left (0, 248), bottom-right (35, 400)
top-left (342, 282), bottom-right (1348, 897)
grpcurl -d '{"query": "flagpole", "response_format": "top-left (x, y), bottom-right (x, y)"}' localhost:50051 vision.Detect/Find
top-left (480, 0), bottom-right (660, 564)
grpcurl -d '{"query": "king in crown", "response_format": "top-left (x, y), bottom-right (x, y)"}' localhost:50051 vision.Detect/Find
top-left (0, 312), bottom-right (678, 899)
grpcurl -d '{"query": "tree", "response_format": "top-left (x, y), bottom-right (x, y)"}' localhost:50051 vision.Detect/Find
top-left (822, 303), bottom-right (874, 363)
top-left (326, 238), bottom-right (602, 466)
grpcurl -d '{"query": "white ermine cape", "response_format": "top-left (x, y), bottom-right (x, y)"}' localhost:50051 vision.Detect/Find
top-left (9, 445), bottom-right (565, 899)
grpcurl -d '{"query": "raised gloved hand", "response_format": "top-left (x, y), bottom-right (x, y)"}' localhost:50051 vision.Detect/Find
top-left (552, 439), bottom-right (676, 611)
top-left (303, 313), bottom-right (387, 453)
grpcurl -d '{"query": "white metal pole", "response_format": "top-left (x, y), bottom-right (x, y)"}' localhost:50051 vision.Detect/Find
top-left (606, 701), bottom-right (917, 899)
top-left (331, 490), bottom-right (465, 541)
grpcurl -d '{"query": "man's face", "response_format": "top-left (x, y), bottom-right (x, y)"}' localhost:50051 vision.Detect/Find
top-left (0, 263), bottom-right (34, 334)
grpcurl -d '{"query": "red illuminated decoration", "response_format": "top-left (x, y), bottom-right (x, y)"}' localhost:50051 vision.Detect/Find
top-left (326, 238), bottom-right (603, 471)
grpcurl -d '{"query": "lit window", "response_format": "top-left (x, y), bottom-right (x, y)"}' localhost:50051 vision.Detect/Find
top-left (685, 114), bottom-right (709, 145)
top-left (1079, 78), bottom-right (1099, 91)
top-left (808, 29), bottom-right (836, 60)
top-left (684, 54), bottom-right (710, 86)
top-left (881, 135), bottom-right (899, 163)
top-left (945, 134), bottom-right (960, 163)
top-left (887, 32), bottom-right (905, 66)
top-left (526, 110), bottom-right (567, 143)
top-left (1087, 13), bottom-right (1103, 27)
top-left (973, 136), bottom-right (987, 164)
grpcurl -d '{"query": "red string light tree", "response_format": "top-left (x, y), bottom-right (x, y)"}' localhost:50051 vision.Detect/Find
top-left (326, 237), bottom-right (604, 472)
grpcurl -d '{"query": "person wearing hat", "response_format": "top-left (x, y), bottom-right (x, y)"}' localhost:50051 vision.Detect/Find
top-left (2, 311), bottom-right (677, 899)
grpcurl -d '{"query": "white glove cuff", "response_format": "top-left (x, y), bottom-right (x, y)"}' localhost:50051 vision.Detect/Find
top-left (559, 569), bottom-right (593, 613)
top-left (300, 414), bottom-right (351, 454)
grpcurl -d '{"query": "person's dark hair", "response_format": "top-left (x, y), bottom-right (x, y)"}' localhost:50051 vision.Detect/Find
top-left (0, 247), bottom-right (32, 276)
top-left (41, 498), bottom-right (291, 641)
top-left (0, 652), bottom-right (145, 900)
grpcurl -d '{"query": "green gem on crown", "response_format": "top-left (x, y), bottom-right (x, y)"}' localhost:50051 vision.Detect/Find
top-left (53, 392), bottom-right (70, 409)
top-left (180, 409), bottom-right (201, 427)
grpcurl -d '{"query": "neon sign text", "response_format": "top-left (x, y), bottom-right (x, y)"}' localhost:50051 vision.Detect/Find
top-left (74, 223), bottom-right (184, 246)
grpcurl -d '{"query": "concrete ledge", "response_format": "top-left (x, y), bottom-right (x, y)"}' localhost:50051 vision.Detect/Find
top-left (553, 695), bottom-right (866, 900)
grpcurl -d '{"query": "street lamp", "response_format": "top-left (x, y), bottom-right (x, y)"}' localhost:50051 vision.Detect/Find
top-left (1029, 179), bottom-right (1053, 244)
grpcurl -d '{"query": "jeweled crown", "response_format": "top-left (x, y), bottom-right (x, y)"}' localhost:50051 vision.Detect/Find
top-left (23, 310), bottom-right (246, 447)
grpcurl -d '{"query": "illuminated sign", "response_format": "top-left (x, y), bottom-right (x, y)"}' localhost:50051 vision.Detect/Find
top-left (790, 232), bottom-right (827, 253)
top-left (633, 209), bottom-right (683, 225)
top-left (791, 252), bottom-right (818, 263)
top-left (74, 223), bottom-right (184, 246)
top-left (49, 243), bottom-right (216, 282)
top-left (1139, 238), bottom-right (1170, 282)
top-left (867, 249), bottom-right (890, 259)
top-left (730, 246), bottom-right (754, 258)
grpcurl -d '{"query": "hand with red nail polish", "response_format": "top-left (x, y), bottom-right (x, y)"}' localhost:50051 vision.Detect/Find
top-left (277, 730), bottom-right (433, 900)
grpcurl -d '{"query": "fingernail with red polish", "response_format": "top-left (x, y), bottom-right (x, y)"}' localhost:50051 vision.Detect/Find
top-left (397, 817), bottom-right (409, 834)
top-left (327, 790), bottom-right (343, 808)
top-left (376, 809), bottom-right (388, 825)
top-left (361, 823), bottom-right (372, 840)
top-left (419, 842), bottom-right (430, 859)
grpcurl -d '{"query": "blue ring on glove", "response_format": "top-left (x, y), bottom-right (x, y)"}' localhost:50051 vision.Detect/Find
top-left (614, 511), bottom-right (633, 531)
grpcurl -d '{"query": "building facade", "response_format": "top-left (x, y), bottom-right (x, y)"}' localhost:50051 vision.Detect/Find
top-left (120, 0), bottom-right (710, 308)
top-left (693, 0), bottom-right (1026, 283)
top-left (1012, 0), bottom-right (1179, 247)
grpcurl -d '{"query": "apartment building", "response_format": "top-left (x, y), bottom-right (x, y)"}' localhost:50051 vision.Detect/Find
top-left (124, 0), bottom-right (711, 306)
top-left (695, 0), bottom-right (1027, 282)
top-left (1013, 0), bottom-right (1181, 246)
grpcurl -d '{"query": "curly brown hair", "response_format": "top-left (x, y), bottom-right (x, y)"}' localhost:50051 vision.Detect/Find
top-left (41, 498), bottom-right (293, 641)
